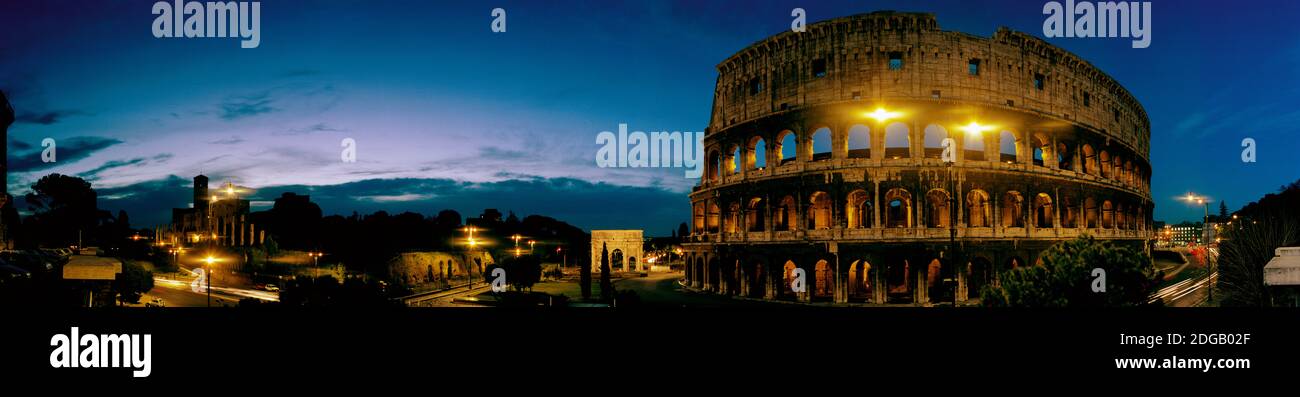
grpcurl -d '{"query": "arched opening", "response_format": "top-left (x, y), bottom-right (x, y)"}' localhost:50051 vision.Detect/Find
top-left (1099, 150), bottom-right (1111, 178)
top-left (1031, 134), bottom-right (1050, 167)
top-left (885, 258), bottom-right (912, 303)
top-left (847, 124), bottom-right (871, 159)
top-left (814, 260), bottom-right (833, 299)
top-left (782, 260), bottom-right (798, 298)
top-left (808, 191), bottom-right (832, 230)
top-left (1002, 191), bottom-right (1025, 227)
top-left (726, 202), bottom-right (741, 234)
top-left (746, 197), bottom-right (765, 232)
top-left (884, 188), bottom-right (913, 228)
top-left (628, 257), bottom-right (637, 272)
top-left (846, 189), bottom-right (873, 228)
top-left (692, 202), bottom-right (704, 234)
top-left (775, 195), bottom-right (796, 231)
top-left (1082, 144), bottom-right (1097, 175)
top-left (707, 202), bottom-right (721, 233)
top-left (966, 189), bottom-right (991, 227)
top-left (927, 258), bottom-right (952, 303)
top-left (1085, 197), bottom-right (1098, 228)
top-left (728, 144), bottom-right (741, 174)
top-left (999, 130), bottom-right (1018, 163)
top-left (707, 149), bottom-right (722, 182)
top-left (611, 249), bottom-right (625, 271)
top-left (748, 136), bottom-right (767, 170)
top-left (1034, 193), bottom-right (1054, 228)
top-left (925, 189), bottom-right (951, 228)
top-left (884, 122), bottom-right (910, 159)
top-left (923, 124), bottom-right (948, 159)
top-left (964, 127), bottom-right (986, 161)
top-left (1057, 142), bottom-right (1073, 170)
top-left (810, 127), bottom-right (832, 161)
top-left (848, 260), bottom-right (873, 302)
top-left (751, 262), bottom-right (766, 298)
top-left (1115, 202), bottom-right (1127, 230)
top-left (777, 130), bottom-right (797, 165)
top-left (1102, 200), bottom-right (1115, 229)
top-left (1060, 195), bottom-right (1077, 228)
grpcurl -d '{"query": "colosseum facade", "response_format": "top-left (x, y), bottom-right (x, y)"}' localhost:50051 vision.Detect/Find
top-left (682, 11), bottom-right (1154, 305)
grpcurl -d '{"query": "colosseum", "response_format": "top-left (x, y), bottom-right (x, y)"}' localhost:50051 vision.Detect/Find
top-left (682, 11), bottom-right (1154, 305)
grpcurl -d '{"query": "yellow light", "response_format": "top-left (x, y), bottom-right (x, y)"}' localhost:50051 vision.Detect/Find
top-left (864, 107), bottom-right (900, 122)
top-left (958, 121), bottom-right (993, 135)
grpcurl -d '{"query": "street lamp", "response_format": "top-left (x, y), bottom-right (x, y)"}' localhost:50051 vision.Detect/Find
top-left (203, 255), bottom-right (219, 307)
top-left (308, 252), bottom-right (322, 277)
top-left (528, 240), bottom-right (535, 254)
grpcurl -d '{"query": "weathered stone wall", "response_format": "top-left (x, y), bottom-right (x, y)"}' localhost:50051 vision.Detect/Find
top-left (387, 251), bottom-right (495, 287)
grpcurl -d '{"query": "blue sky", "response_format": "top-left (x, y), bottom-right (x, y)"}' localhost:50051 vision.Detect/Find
top-left (3, 0), bottom-right (1300, 234)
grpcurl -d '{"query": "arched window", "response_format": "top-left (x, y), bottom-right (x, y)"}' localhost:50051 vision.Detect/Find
top-left (777, 130), bottom-right (797, 165)
top-left (707, 150), bottom-right (722, 182)
top-left (1101, 200), bottom-right (1115, 229)
top-left (808, 191), bottom-right (832, 230)
top-left (726, 202), bottom-right (741, 234)
top-left (1031, 134), bottom-right (1050, 167)
top-left (1003, 191), bottom-right (1025, 227)
top-left (847, 125), bottom-right (871, 159)
top-left (923, 124), bottom-right (947, 159)
top-left (999, 130), bottom-right (1018, 163)
top-left (885, 188), bottom-right (912, 228)
top-left (846, 189), bottom-right (872, 228)
top-left (1057, 142), bottom-right (1073, 170)
top-left (925, 189), bottom-right (951, 227)
top-left (810, 127), bottom-right (832, 161)
top-left (1081, 144), bottom-right (1097, 175)
top-left (749, 136), bottom-right (767, 170)
top-left (1099, 151), bottom-right (1111, 178)
top-left (1060, 195), bottom-right (1077, 228)
top-left (692, 202), bottom-right (705, 233)
top-left (775, 195), bottom-right (797, 231)
top-left (1034, 193), bottom-right (1053, 228)
top-left (884, 122), bottom-right (910, 159)
top-left (707, 202), bottom-right (721, 233)
top-left (729, 144), bottom-right (740, 174)
top-left (746, 197), bottom-right (766, 232)
top-left (966, 190), bottom-right (991, 227)
top-left (964, 128), bottom-right (986, 161)
top-left (1085, 197), bottom-right (1098, 228)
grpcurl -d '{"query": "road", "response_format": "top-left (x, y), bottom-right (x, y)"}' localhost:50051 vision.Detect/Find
top-left (1149, 247), bottom-right (1219, 307)
top-left (134, 268), bottom-right (278, 307)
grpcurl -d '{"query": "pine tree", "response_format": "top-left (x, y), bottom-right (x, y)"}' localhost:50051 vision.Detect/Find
top-left (1219, 200), bottom-right (1229, 220)
top-left (600, 242), bottom-right (612, 300)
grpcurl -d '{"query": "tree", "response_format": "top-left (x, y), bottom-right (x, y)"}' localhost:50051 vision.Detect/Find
top-left (501, 254), bottom-right (542, 291)
top-left (677, 222), bottom-right (690, 242)
top-left (1219, 200), bottom-right (1229, 220)
top-left (114, 261), bottom-right (154, 304)
top-left (1217, 220), bottom-right (1298, 306)
top-left (981, 236), bottom-right (1158, 307)
top-left (24, 174), bottom-right (100, 247)
top-left (600, 242), bottom-right (612, 300)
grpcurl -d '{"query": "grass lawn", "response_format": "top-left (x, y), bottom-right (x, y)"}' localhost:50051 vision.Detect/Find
top-left (528, 280), bottom-right (610, 300)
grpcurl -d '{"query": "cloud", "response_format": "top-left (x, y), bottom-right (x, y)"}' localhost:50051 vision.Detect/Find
top-left (97, 176), bottom-right (688, 235)
top-left (208, 136), bottom-right (245, 145)
top-left (274, 123), bottom-right (347, 136)
top-left (15, 110), bottom-right (86, 125)
top-left (219, 92), bottom-right (276, 120)
top-left (77, 153), bottom-right (174, 180)
top-left (7, 136), bottom-right (123, 173)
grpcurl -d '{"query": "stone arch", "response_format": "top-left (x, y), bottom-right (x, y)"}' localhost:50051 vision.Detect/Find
top-left (727, 143), bottom-right (741, 174)
top-left (747, 136), bottom-right (767, 170)
top-left (963, 127), bottom-right (986, 161)
top-left (777, 129), bottom-right (797, 164)
top-left (1085, 197), bottom-right (1098, 228)
top-left (923, 124), bottom-right (948, 159)
top-left (782, 260), bottom-right (799, 298)
top-left (925, 188), bottom-right (951, 228)
top-left (966, 189), bottom-right (991, 227)
top-left (1082, 144), bottom-right (1097, 175)
top-left (884, 188), bottom-right (913, 228)
top-left (847, 124), bottom-right (871, 159)
top-left (611, 249), bottom-right (625, 271)
top-left (726, 201), bottom-right (741, 234)
top-left (808, 191), bottom-right (832, 230)
top-left (884, 122), bottom-right (910, 159)
top-left (1060, 195), bottom-right (1078, 228)
top-left (1034, 193), bottom-right (1054, 228)
top-left (1030, 133), bottom-right (1051, 167)
top-left (998, 130), bottom-right (1018, 163)
top-left (692, 201), bottom-right (705, 233)
top-left (846, 189), bottom-right (873, 228)
top-left (1003, 191), bottom-right (1025, 227)
top-left (847, 259), bottom-right (874, 302)
top-left (1057, 142), bottom-right (1073, 170)
top-left (1099, 150), bottom-right (1111, 178)
top-left (1102, 200), bottom-right (1115, 228)
top-left (707, 202), bottom-right (721, 233)
top-left (746, 197), bottom-right (766, 232)
top-left (707, 149), bottom-right (722, 182)
top-left (966, 256), bottom-right (993, 301)
top-left (809, 126), bottom-right (832, 161)
top-left (814, 259), bottom-right (834, 299)
top-left (775, 195), bottom-right (797, 231)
